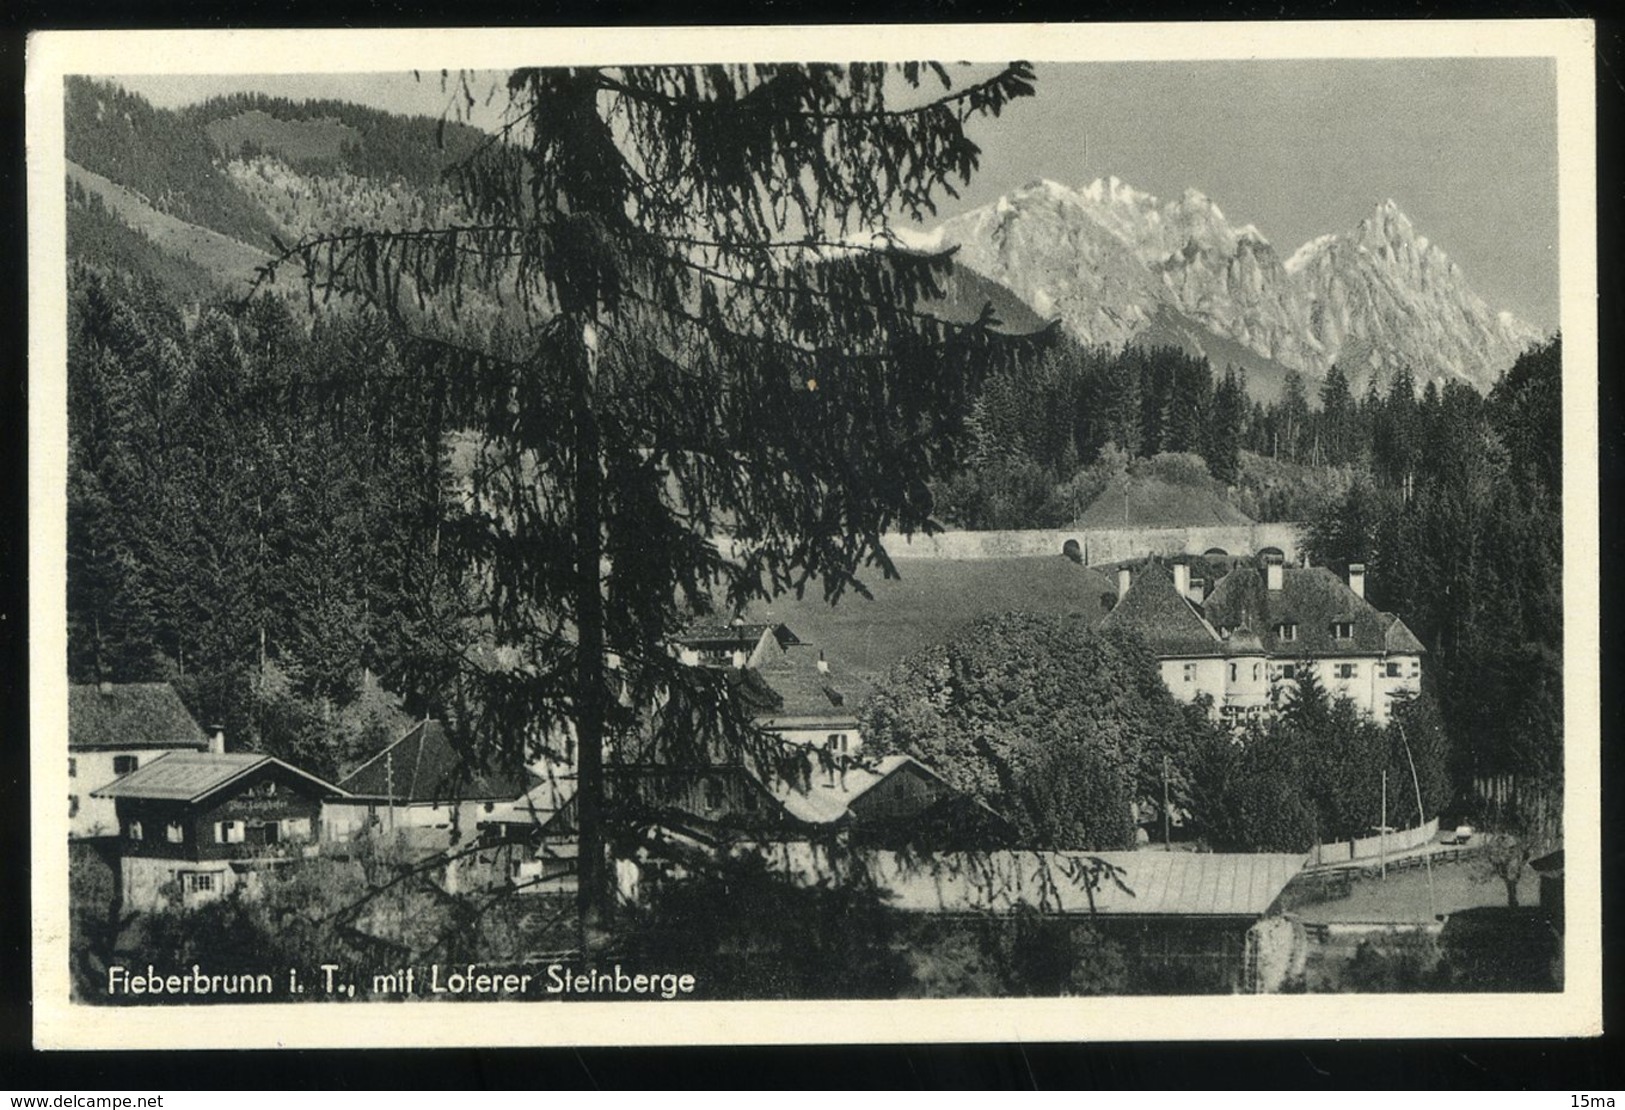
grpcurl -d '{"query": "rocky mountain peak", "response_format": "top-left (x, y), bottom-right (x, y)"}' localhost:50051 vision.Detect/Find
top-left (921, 176), bottom-right (1538, 393)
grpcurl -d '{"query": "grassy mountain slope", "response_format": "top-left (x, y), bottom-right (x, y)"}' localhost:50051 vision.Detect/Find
top-left (65, 76), bottom-right (286, 252)
top-left (67, 161), bottom-right (270, 295)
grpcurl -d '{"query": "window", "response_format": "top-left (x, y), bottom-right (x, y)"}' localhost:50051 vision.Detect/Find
top-left (1252, 663), bottom-right (1262, 682)
top-left (1228, 663), bottom-right (1238, 682)
top-left (484, 802), bottom-right (496, 814)
top-left (166, 821), bottom-right (184, 844)
top-left (113, 755), bottom-right (139, 775)
top-left (68, 757), bottom-right (76, 778)
top-left (128, 820), bottom-right (143, 842)
top-left (1331, 622), bottom-right (1354, 641)
top-left (1385, 661), bottom-right (1403, 678)
top-left (184, 872), bottom-right (216, 894)
top-left (1278, 664), bottom-right (1298, 680)
top-left (1276, 623), bottom-right (1298, 643)
top-left (1182, 663), bottom-right (1197, 683)
top-left (703, 778), bottom-right (723, 813)
top-left (69, 795), bottom-right (79, 818)
top-left (214, 820), bottom-right (244, 844)
top-left (1335, 663), bottom-right (1358, 680)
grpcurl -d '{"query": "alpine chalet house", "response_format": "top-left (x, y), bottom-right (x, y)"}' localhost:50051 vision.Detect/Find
top-left (69, 681), bottom-right (215, 839)
top-left (92, 751), bottom-right (350, 911)
top-left (328, 719), bottom-right (538, 852)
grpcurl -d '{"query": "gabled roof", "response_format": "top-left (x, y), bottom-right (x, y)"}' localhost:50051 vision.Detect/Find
top-left (92, 751), bottom-right (348, 803)
top-left (766, 754), bottom-right (939, 825)
top-left (1098, 561), bottom-right (1224, 657)
top-left (69, 683), bottom-right (208, 752)
top-left (338, 720), bottom-right (534, 803)
top-left (742, 556), bottom-right (1119, 679)
top-left (1203, 565), bottom-right (1424, 657)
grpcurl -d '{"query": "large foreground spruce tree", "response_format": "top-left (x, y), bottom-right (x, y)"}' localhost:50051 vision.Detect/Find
top-left (264, 63), bottom-right (1043, 950)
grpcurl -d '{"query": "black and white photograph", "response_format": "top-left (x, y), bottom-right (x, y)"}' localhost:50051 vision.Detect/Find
top-left (25, 22), bottom-right (1599, 1048)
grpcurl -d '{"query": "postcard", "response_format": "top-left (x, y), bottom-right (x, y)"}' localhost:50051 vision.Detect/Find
top-left (26, 20), bottom-right (1599, 1048)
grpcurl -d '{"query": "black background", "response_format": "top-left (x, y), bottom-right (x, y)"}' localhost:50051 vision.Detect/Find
top-left (0, 1), bottom-right (1620, 1090)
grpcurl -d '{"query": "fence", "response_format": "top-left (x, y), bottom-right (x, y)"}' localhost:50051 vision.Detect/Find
top-left (1308, 816), bottom-right (1439, 867)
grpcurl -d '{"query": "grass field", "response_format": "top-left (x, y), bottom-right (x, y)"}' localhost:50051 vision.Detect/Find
top-left (1293, 857), bottom-right (1540, 925)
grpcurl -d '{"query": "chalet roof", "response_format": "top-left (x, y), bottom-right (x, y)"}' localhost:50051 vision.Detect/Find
top-left (1203, 565), bottom-right (1424, 658)
top-left (92, 751), bottom-right (348, 804)
top-left (767, 847), bottom-right (1306, 917)
top-left (1075, 473), bottom-right (1255, 529)
top-left (68, 682), bottom-right (209, 752)
top-left (1097, 561), bottom-right (1224, 657)
top-left (338, 720), bottom-right (534, 804)
top-left (742, 556), bottom-right (1119, 679)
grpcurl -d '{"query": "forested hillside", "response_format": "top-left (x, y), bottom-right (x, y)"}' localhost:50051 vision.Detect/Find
top-left (66, 263), bottom-right (466, 777)
top-left (60, 77), bottom-right (1565, 802)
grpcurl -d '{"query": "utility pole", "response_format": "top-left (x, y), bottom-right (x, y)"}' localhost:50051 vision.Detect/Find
top-left (1162, 754), bottom-right (1171, 849)
top-left (1380, 769), bottom-right (1388, 880)
top-left (1397, 723), bottom-right (1437, 919)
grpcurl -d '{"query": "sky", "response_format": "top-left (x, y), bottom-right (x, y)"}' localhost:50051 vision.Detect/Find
top-left (114, 58), bottom-right (1560, 330)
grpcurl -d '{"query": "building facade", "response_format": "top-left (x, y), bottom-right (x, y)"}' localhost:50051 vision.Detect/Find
top-left (1103, 557), bottom-right (1424, 725)
top-left (69, 682), bottom-right (216, 839)
top-left (93, 751), bottom-right (349, 912)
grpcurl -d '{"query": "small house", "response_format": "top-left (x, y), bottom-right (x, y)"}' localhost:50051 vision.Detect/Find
top-left (328, 719), bottom-right (537, 852)
top-left (92, 751), bottom-right (350, 912)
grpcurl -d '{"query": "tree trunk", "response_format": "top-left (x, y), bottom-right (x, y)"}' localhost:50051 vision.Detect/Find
top-left (1504, 877), bottom-right (1520, 908)
top-left (573, 321), bottom-right (611, 959)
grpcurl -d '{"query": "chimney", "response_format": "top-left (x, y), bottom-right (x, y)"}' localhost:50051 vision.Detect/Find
top-left (1266, 562), bottom-right (1283, 592)
top-left (207, 724), bottom-right (226, 755)
top-left (1117, 567), bottom-right (1131, 600)
top-left (816, 651), bottom-right (829, 675)
top-left (1173, 563), bottom-right (1190, 599)
top-left (1348, 563), bottom-right (1366, 600)
top-left (1188, 576), bottom-right (1206, 605)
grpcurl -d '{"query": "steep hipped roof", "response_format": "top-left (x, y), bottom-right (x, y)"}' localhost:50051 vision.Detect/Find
top-left (92, 751), bottom-right (348, 803)
top-left (1097, 561), bottom-right (1224, 657)
top-left (742, 556), bottom-right (1119, 679)
top-left (1076, 473), bottom-right (1255, 529)
top-left (1203, 565), bottom-right (1424, 657)
top-left (339, 720), bottom-right (534, 803)
top-left (752, 646), bottom-right (873, 727)
top-left (68, 683), bottom-right (209, 752)
top-left (1380, 612), bottom-right (1428, 654)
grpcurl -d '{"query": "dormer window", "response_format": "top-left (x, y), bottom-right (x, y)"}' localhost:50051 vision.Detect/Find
top-left (1331, 622), bottom-right (1355, 641)
top-left (1276, 623), bottom-right (1298, 643)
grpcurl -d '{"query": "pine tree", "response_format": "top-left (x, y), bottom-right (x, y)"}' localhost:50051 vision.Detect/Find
top-left (262, 63), bottom-right (1044, 952)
